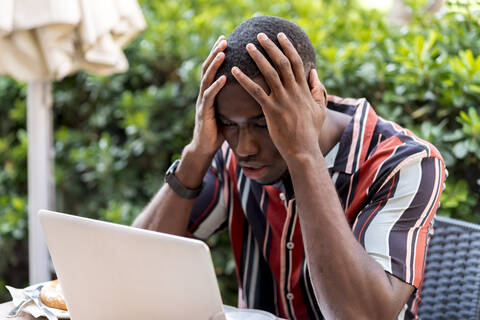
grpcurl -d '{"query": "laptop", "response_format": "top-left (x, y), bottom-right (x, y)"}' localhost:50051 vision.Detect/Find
top-left (38, 209), bottom-right (227, 320)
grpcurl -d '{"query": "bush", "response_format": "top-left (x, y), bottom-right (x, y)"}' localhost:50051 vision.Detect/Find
top-left (0, 0), bottom-right (479, 304)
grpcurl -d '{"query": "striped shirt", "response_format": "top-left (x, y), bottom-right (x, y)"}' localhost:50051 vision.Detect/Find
top-left (188, 95), bottom-right (446, 319)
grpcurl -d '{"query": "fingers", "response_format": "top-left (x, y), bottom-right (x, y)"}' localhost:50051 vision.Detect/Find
top-left (199, 50), bottom-right (225, 96)
top-left (199, 36), bottom-right (227, 101)
top-left (277, 32), bottom-right (306, 83)
top-left (245, 32), bottom-right (307, 94)
top-left (201, 36), bottom-right (227, 77)
top-left (246, 43), bottom-right (284, 94)
top-left (231, 66), bottom-right (269, 106)
top-left (202, 75), bottom-right (226, 108)
top-left (256, 33), bottom-right (295, 88)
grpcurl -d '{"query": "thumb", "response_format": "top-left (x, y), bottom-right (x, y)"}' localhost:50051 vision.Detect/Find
top-left (309, 69), bottom-right (327, 108)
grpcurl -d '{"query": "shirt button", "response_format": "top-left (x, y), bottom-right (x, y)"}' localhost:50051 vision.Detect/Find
top-left (286, 293), bottom-right (294, 300)
top-left (286, 242), bottom-right (294, 250)
top-left (279, 193), bottom-right (286, 201)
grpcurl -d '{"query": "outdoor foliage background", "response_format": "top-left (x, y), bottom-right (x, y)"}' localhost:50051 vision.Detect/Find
top-left (0, 0), bottom-right (479, 304)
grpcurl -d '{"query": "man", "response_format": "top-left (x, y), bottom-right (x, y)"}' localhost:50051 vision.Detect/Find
top-left (133, 16), bottom-right (445, 320)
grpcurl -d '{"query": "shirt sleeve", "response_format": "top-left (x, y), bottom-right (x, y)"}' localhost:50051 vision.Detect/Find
top-left (187, 147), bottom-right (229, 240)
top-left (352, 156), bottom-right (445, 288)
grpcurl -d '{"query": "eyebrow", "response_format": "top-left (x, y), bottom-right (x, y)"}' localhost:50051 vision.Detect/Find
top-left (216, 113), bottom-right (265, 122)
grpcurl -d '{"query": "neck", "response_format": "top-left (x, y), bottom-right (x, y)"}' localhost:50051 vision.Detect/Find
top-left (318, 108), bottom-right (351, 155)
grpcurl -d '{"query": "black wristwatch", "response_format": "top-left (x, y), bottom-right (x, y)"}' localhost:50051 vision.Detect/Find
top-left (165, 159), bottom-right (202, 199)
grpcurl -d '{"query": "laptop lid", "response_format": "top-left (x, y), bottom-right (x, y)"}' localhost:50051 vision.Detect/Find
top-left (39, 209), bottom-right (226, 320)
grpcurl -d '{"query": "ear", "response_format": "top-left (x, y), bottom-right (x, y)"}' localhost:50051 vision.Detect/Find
top-left (309, 69), bottom-right (327, 108)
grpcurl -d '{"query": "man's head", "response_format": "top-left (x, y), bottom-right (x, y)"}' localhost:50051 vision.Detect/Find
top-left (215, 15), bottom-right (316, 85)
top-left (214, 16), bottom-right (317, 185)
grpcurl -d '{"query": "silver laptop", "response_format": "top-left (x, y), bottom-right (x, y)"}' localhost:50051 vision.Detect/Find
top-left (39, 209), bottom-right (227, 320)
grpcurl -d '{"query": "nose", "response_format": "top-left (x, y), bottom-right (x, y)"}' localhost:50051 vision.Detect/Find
top-left (236, 127), bottom-right (259, 158)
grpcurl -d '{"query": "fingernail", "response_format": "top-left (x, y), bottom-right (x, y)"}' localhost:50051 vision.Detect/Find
top-left (278, 32), bottom-right (286, 39)
top-left (246, 43), bottom-right (255, 51)
top-left (231, 66), bottom-right (239, 74)
top-left (258, 33), bottom-right (267, 40)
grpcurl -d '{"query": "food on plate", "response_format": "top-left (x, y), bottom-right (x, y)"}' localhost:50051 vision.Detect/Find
top-left (39, 279), bottom-right (68, 310)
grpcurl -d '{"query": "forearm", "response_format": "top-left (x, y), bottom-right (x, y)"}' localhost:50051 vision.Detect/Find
top-left (132, 144), bottom-right (213, 236)
top-left (133, 35), bottom-right (227, 235)
top-left (286, 150), bottom-right (400, 320)
top-left (132, 184), bottom-right (194, 236)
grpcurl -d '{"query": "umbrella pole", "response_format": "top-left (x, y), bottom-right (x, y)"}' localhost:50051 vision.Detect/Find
top-left (27, 81), bottom-right (54, 284)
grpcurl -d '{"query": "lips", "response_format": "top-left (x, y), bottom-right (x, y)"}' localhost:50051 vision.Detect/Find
top-left (240, 163), bottom-right (268, 180)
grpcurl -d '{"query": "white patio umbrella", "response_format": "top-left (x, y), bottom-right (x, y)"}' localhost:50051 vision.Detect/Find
top-left (0, 0), bottom-right (146, 284)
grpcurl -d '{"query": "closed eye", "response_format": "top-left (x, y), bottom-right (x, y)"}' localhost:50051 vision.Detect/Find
top-left (254, 119), bottom-right (267, 129)
top-left (220, 120), bottom-right (237, 127)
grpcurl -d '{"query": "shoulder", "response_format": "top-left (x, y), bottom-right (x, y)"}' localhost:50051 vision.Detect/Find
top-left (369, 117), bottom-right (443, 169)
top-left (360, 117), bottom-right (445, 195)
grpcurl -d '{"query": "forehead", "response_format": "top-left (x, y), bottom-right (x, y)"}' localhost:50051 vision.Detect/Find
top-left (215, 80), bottom-right (268, 119)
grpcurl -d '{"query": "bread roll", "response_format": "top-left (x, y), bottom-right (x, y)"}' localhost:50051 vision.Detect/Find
top-left (39, 280), bottom-right (68, 311)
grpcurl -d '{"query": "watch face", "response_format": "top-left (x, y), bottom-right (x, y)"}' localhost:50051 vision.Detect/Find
top-left (167, 159), bottom-right (181, 175)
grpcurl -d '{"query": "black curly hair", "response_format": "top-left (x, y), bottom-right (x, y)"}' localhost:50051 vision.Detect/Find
top-left (215, 15), bottom-right (316, 85)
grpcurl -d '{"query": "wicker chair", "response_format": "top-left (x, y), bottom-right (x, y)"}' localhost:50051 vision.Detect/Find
top-left (418, 216), bottom-right (480, 319)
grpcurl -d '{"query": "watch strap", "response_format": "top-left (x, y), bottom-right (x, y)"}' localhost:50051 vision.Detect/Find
top-left (165, 160), bottom-right (202, 199)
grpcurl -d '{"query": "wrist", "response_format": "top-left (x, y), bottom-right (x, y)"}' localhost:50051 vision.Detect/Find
top-left (285, 148), bottom-right (325, 174)
top-left (165, 160), bottom-right (203, 199)
top-left (173, 143), bottom-right (216, 189)
top-left (188, 138), bottom-right (219, 159)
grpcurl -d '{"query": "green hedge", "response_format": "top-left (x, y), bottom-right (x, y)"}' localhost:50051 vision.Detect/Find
top-left (0, 0), bottom-right (479, 304)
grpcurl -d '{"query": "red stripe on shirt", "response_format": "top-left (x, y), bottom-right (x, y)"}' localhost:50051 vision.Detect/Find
top-left (358, 106), bottom-right (377, 168)
top-left (346, 136), bottom-right (403, 221)
top-left (189, 177), bottom-right (220, 230)
top-left (290, 216), bottom-right (309, 319)
top-left (358, 174), bottom-right (396, 241)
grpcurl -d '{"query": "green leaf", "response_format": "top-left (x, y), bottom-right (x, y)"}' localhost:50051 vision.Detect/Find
top-left (469, 84), bottom-right (480, 93)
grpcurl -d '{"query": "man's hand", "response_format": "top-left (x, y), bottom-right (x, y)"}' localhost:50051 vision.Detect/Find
top-left (231, 32), bottom-right (327, 161)
top-left (174, 36), bottom-right (228, 190)
top-left (133, 36), bottom-right (228, 235)
top-left (190, 35), bottom-right (228, 157)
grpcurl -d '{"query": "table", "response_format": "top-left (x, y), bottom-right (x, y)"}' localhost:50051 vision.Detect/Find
top-left (0, 301), bottom-right (45, 319)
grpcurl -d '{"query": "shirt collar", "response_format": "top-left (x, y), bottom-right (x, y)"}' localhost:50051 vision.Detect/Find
top-left (325, 142), bottom-right (339, 169)
top-left (326, 96), bottom-right (377, 174)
